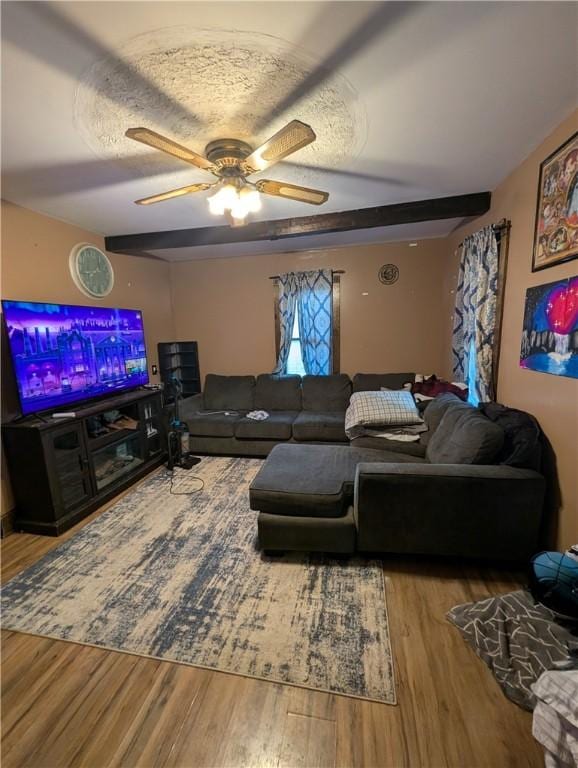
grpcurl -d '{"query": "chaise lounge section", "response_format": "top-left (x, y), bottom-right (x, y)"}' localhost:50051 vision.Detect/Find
top-left (251, 442), bottom-right (424, 553)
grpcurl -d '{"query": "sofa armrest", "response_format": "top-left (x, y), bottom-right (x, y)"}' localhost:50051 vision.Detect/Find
top-left (354, 462), bottom-right (545, 560)
top-left (356, 461), bottom-right (544, 483)
top-left (179, 393), bottom-right (204, 424)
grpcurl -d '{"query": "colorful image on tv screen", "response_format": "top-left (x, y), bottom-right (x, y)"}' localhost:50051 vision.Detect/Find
top-left (2, 301), bottom-right (149, 415)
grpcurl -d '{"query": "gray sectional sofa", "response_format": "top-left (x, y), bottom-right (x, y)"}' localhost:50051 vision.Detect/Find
top-left (181, 372), bottom-right (414, 456)
top-left (180, 373), bottom-right (546, 562)
top-left (250, 393), bottom-right (546, 562)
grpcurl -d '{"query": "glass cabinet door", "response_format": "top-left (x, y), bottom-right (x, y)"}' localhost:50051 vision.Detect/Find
top-left (92, 433), bottom-right (145, 492)
top-left (46, 425), bottom-right (92, 511)
top-left (140, 397), bottom-right (164, 458)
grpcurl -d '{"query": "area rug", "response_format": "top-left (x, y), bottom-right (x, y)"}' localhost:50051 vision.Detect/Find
top-left (1, 457), bottom-right (395, 704)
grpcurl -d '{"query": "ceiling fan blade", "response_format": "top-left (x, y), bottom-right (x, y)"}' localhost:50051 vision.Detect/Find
top-left (126, 128), bottom-right (216, 173)
top-left (135, 182), bottom-right (213, 206)
top-left (281, 161), bottom-right (409, 187)
top-left (243, 121), bottom-right (316, 174)
top-left (246, 5), bottom-right (418, 135)
top-left (255, 179), bottom-right (329, 205)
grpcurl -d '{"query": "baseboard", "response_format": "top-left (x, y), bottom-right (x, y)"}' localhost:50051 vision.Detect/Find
top-left (1, 508), bottom-right (16, 538)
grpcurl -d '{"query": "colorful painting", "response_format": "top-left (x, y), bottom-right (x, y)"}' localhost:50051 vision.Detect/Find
top-left (532, 132), bottom-right (578, 272)
top-left (520, 276), bottom-right (578, 379)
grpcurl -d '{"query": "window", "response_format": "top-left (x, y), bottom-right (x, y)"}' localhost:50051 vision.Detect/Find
top-left (286, 307), bottom-right (306, 376)
top-left (467, 339), bottom-right (479, 406)
top-left (273, 271), bottom-right (342, 375)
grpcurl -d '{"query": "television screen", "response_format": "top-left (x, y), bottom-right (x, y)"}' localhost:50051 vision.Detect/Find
top-left (2, 300), bottom-right (149, 416)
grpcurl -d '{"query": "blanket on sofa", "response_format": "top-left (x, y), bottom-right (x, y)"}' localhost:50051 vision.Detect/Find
top-left (345, 390), bottom-right (427, 441)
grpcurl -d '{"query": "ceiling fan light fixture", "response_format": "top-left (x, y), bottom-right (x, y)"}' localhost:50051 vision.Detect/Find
top-left (230, 193), bottom-right (258, 223)
top-left (207, 195), bottom-right (226, 216)
top-left (125, 121), bottom-right (328, 216)
top-left (230, 204), bottom-right (248, 224)
top-left (207, 182), bottom-right (238, 215)
top-left (239, 186), bottom-right (262, 213)
top-left (207, 182), bottom-right (262, 223)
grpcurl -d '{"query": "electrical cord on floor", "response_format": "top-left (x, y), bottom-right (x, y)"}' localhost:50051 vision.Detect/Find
top-left (166, 467), bottom-right (205, 495)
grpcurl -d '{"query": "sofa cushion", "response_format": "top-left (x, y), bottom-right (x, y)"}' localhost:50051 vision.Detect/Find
top-left (423, 393), bottom-right (463, 433)
top-left (350, 436), bottom-right (427, 458)
top-left (235, 411), bottom-right (298, 440)
top-left (353, 373), bottom-right (415, 392)
top-left (203, 374), bottom-right (255, 411)
top-left (187, 412), bottom-right (242, 438)
top-left (420, 393), bottom-right (462, 446)
top-left (426, 405), bottom-right (504, 465)
top-left (292, 411), bottom-right (348, 442)
top-left (255, 374), bottom-right (302, 411)
top-left (302, 374), bottom-right (351, 411)
top-left (249, 443), bottom-right (422, 518)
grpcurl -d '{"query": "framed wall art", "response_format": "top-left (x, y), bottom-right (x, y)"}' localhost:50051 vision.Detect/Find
top-left (520, 276), bottom-right (578, 379)
top-left (532, 131), bottom-right (578, 272)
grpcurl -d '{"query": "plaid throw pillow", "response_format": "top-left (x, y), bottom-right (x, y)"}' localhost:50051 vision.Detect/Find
top-left (345, 390), bottom-right (423, 433)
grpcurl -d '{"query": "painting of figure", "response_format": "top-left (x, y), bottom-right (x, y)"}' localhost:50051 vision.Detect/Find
top-left (520, 276), bottom-right (578, 379)
top-left (532, 132), bottom-right (578, 271)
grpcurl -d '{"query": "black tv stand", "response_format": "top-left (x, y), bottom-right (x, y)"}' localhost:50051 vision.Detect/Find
top-left (2, 389), bottom-right (166, 536)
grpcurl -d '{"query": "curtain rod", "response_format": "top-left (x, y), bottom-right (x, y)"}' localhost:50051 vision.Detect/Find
top-left (269, 269), bottom-right (345, 280)
top-left (457, 219), bottom-right (511, 249)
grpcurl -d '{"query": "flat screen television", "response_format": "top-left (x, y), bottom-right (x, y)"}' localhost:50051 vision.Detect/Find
top-left (2, 300), bottom-right (149, 416)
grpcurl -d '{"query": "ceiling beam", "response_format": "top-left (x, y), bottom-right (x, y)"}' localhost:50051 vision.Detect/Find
top-left (105, 192), bottom-right (491, 256)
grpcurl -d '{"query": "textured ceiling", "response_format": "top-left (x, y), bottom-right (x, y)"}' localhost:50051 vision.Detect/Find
top-left (1, 1), bottom-right (577, 259)
top-left (75, 27), bottom-right (365, 185)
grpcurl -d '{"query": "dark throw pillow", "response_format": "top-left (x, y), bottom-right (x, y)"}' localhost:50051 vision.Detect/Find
top-left (426, 406), bottom-right (505, 465)
top-left (478, 402), bottom-right (543, 471)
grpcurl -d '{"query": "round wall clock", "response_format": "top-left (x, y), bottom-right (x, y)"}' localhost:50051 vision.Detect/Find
top-left (378, 264), bottom-right (399, 285)
top-left (69, 243), bottom-right (114, 298)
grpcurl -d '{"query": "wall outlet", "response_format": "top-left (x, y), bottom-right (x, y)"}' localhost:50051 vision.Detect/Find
top-left (151, 364), bottom-right (158, 375)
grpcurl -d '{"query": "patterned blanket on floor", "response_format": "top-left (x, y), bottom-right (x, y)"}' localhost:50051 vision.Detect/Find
top-left (447, 590), bottom-right (578, 710)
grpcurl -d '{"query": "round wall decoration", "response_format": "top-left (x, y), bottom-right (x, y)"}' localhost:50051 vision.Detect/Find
top-left (69, 243), bottom-right (114, 298)
top-left (378, 264), bottom-right (399, 285)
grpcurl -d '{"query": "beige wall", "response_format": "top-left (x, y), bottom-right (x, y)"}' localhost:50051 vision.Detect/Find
top-left (446, 109), bottom-right (578, 550)
top-left (169, 239), bottom-right (453, 379)
top-left (1, 200), bottom-right (175, 515)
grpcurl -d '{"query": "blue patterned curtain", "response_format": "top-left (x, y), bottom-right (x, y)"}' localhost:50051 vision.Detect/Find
top-left (297, 269), bottom-right (333, 375)
top-left (273, 273), bottom-right (299, 375)
top-left (452, 226), bottom-right (499, 403)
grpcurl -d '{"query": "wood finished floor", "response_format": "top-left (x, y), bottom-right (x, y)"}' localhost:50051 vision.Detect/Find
top-left (1, 494), bottom-right (541, 768)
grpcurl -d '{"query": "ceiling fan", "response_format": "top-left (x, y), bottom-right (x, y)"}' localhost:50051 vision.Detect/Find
top-left (125, 120), bottom-right (329, 225)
